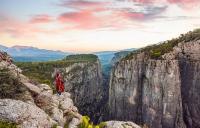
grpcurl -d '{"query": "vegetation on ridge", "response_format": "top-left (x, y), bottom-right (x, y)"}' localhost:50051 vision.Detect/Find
top-left (15, 54), bottom-right (98, 92)
top-left (124, 28), bottom-right (200, 60)
top-left (64, 54), bottom-right (98, 63)
top-left (0, 68), bottom-right (29, 101)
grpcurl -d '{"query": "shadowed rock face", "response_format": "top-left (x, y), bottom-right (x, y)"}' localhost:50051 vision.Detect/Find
top-left (53, 60), bottom-right (106, 123)
top-left (180, 61), bottom-right (200, 128)
top-left (109, 57), bottom-right (185, 128)
top-left (178, 41), bottom-right (200, 128)
top-left (109, 40), bottom-right (200, 128)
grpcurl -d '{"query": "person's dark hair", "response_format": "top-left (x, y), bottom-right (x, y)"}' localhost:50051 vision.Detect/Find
top-left (56, 72), bottom-right (59, 77)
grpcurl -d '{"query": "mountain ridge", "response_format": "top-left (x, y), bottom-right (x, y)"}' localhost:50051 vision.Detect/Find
top-left (0, 44), bottom-right (71, 62)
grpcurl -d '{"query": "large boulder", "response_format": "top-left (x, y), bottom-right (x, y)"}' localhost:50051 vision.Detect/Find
top-left (35, 88), bottom-right (81, 127)
top-left (0, 99), bottom-right (55, 128)
top-left (105, 121), bottom-right (141, 128)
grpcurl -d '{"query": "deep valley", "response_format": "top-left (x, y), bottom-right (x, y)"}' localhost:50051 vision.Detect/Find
top-left (1, 28), bottom-right (200, 128)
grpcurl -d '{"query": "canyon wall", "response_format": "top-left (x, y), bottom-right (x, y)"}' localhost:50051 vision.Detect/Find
top-left (109, 40), bottom-right (200, 128)
top-left (54, 60), bottom-right (106, 122)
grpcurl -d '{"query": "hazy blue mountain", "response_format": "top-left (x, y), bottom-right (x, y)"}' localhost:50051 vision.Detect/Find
top-left (0, 45), bottom-right (71, 62)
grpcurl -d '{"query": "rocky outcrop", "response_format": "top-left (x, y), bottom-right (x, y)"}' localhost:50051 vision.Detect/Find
top-left (0, 99), bottom-right (55, 128)
top-left (105, 121), bottom-right (141, 128)
top-left (109, 40), bottom-right (200, 128)
top-left (0, 55), bottom-right (82, 128)
top-left (25, 82), bottom-right (81, 127)
top-left (16, 54), bottom-right (107, 123)
top-left (53, 60), bottom-right (105, 122)
top-left (0, 51), bottom-right (12, 63)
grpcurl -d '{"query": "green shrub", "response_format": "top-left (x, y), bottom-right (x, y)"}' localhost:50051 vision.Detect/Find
top-left (123, 28), bottom-right (200, 60)
top-left (52, 124), bottom-right (58, 128)
top-left (64, 123), bottom-right (69, 128)
top-left (78, 116), bottom-right (106, 128)
top-left (64, 54), bottom-right (98, 63)
top-left (150, 50), bottom-right (161, 59)
top-left (0, 69), bottom-right (29, 101)
top-left (0, 120), bottom-right (17, 128)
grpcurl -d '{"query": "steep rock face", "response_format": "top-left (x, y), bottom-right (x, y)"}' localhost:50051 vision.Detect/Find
top-left (109, 55), bottom-right (185, 128)
top-left (109, 40), bottom-right (200, 128)
top-left (0, 54), bottom-right (82, 128)
top-left (110, 51), bottom-right (132, 66)
top-left (177, 41), bottom-right (200, 128)
top-left (53, 60), bottom-right (105, 122)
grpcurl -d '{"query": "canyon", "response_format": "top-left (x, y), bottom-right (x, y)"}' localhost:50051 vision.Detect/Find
top-left (1, 29), bottom-right (200, 128)
top-left (0, 51), bottom-right (140, 128)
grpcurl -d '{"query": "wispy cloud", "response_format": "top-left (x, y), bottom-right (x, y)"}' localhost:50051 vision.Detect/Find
top-left (30, 14), bottom-right (53, 24)
top-left (0, 14), bottom-right (36, 38)
top-left (0, 0), bottom-right (200, 52)
top-left (56, 0), bottom-right (169, 30)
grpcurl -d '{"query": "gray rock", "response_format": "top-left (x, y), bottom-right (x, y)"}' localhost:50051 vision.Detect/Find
top-left (0, 99), bottom-right (55, 128)
top-left (106, 121), bottom-right (141, 128)
top-left (109, 40), bottom-right (200, 128)
top-left (53, 60), bottom-right (105, 122)
top-left (24, 82), bottom-right (42, 95)
top-left (37, 84), bottom-right (53, 94)
top-left (68, 118), bottom-right (81, 128)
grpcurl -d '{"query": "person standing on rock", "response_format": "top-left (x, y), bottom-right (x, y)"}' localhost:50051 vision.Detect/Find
top-left (55, 72), bottom-right (65, 95)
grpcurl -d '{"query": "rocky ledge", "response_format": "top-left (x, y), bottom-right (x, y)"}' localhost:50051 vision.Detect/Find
top-left (0, 51), bottom-right (140, 128)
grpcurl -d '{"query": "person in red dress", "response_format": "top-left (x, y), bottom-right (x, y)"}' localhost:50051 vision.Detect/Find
top-left (55, 72), bottom-right (65, 95)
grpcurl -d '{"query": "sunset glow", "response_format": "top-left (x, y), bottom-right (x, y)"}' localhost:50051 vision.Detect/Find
top-left (0, 0), bottom-right (200, 52)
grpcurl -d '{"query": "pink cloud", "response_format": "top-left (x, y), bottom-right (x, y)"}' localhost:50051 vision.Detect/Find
top-left (122, 12), bottom-right (145, 20)
top-left (0, 14), bottom-right (60, 38)
top-left (60, 0), bottom-right (103, 7)
top-left (57, 0), bottom-right (152, 30)
top-left (59, 0), bottom-right (108, 11)
top-left (132, 0), bottom-right (200, 8)
top-left (167, 0), bottom-right (200, 8)
top-left (167, 0), bottom-right (198, 3)
top-left (57, 0), bottom-right (114, 29)
top-left (132, 0), bottom-right (199, 4)
top-left (58, 10), bottom-right (102, 29)
top-left (30, 15), bottom-right (53, 24)
top-left (57, 9), bottom-right (145, 30)
top-left (132, 0), bottom-right (156, 3)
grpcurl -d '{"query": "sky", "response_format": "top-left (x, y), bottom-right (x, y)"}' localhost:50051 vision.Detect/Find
top-left (0, 0), bottom-right (200, 52)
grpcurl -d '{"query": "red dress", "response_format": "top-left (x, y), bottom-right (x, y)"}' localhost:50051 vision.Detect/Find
top-left (56, 75), bottom-right (65, 92)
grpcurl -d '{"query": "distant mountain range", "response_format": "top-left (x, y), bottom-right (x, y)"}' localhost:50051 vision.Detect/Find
top-left (0, 45), bottom-right (71, 62)
top-left (0, 44), bottom-right (136, 62)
